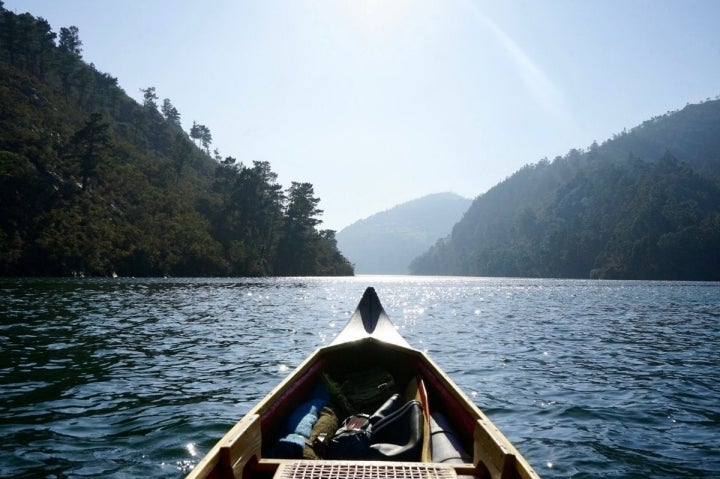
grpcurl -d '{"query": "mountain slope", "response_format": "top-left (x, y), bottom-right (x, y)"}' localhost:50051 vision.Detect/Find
top-left (0, 6), bottom-right (352, 276)
top-left (337, 193), bottom-right (471, 274)
top-left (410, 100), bottom-right (720, 280)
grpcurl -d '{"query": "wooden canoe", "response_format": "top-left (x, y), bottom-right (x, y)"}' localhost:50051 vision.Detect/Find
top-left (186, 287), bottom-right (541, 479)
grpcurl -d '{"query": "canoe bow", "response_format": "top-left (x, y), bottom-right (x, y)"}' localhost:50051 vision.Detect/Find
top-left (330, 287), bottom-right (410, 348)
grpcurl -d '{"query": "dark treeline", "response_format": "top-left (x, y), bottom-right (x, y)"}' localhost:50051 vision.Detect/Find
top-left (411, 100), bottom-right (720, 280)
top-left (0, 4), bottom-right (353, 277)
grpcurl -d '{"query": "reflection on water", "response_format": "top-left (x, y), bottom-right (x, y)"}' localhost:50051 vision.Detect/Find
top-left (1, 277), bottom-right (719, 478)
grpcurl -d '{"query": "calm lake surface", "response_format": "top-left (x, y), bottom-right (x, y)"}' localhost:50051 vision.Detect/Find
top-left (1, 276), bottom-right (718, 479)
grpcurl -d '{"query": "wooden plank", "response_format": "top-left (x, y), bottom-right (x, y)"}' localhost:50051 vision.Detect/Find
top-left (473, 417), bottom-right (541, 479)
top-left (416, 376), bottom-right (432, 462)
top-left (474, 418), bottom-right (516, 479)
top-left (185, 452), bottom-right (220, 479)
top-left (217, 414), bottom-right (261, 478)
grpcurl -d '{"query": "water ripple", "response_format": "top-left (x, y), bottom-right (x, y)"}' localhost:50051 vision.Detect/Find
top-left (1, 277), bottom-right (719, 478)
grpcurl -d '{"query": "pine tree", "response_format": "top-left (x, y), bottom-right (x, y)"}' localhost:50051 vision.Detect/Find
top-left (58, 25), bottom-right (82, 57)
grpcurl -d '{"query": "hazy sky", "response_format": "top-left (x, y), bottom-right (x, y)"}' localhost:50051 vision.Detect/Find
top-left (6, 0), bottom-right (720, 230)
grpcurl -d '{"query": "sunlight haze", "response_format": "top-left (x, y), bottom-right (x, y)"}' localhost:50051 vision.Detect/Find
top-left (6, 0), bottom-right (719, 230)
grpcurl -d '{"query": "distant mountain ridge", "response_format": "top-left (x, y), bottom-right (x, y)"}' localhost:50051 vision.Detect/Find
top-left (411, 99), bottom-right (720, 280)
top-left (337, 193), bottom-right (471, 274)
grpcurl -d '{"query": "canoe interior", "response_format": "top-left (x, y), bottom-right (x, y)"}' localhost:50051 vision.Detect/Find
top-left (258, 340), bottom-right (477, 459)
top-left (190, 337), bottom-right (539, 479)
top-left (188, 288), bottom-right (540, 479)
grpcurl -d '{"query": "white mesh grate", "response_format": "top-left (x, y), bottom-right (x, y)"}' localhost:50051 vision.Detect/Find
top-left (274, 461), bottom-right (457, 479)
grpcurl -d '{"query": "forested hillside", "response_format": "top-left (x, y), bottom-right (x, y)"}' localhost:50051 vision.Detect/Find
top-left (0, 5), bottom-right (353, 277)
top-left (411, 100), bottom-right (720, 280)
top-left (336, 193), bottom-right (471, 274)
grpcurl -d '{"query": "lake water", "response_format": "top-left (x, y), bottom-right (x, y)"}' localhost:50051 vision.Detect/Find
top-left (1, 276), bottom-right (718, 479)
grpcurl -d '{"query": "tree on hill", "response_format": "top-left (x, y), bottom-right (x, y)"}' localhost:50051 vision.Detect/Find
top-left (285, 182), bottom-right (323, 230)
top-left (58, 25), bottom-right (82, 57)
top-left (275, 182), bottom-right (352, 275)
top-left (190, 121), bottom-right (212, 153)
top-left (141, 86), bottom-right (158, 110)
top-left (276, 182), bottom-right (320, 275)
top-left (161, 98), bottom-right (182, 130)
top-left (208, 160), bottom-right (284, 275)
top-left (69, 112), bottom-right (113, 190)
